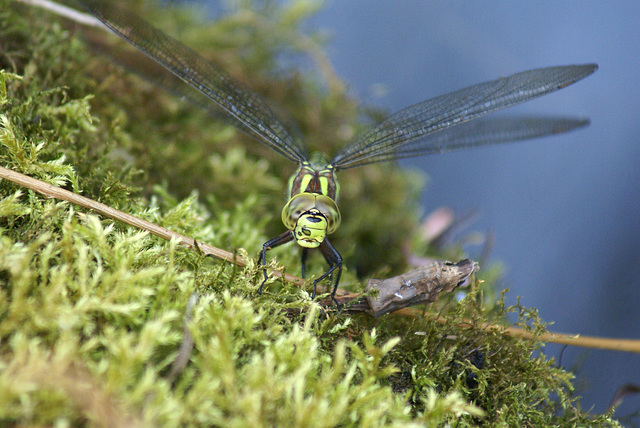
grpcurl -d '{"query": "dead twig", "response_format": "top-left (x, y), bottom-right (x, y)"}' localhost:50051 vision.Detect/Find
top-left (333, 259), bottom-right (477, 317)
top-left (0, 165), bottom-right (302, 286)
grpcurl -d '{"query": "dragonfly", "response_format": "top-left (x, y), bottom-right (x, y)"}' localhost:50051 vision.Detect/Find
top-left (78, 0), bottom-right (597, 306)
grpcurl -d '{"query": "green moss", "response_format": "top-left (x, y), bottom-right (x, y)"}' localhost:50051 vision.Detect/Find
top-left (0, 0), bottom-right (619, 425)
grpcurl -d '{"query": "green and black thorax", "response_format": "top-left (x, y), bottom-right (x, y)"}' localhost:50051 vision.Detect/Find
top-left (282, 154), bottom-right (341, 249)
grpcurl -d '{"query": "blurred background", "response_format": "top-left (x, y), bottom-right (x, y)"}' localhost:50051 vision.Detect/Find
top-left (303, 1), bottom-right (640, 417)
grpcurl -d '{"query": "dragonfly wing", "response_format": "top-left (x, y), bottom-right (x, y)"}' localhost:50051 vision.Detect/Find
top-left (353, 116), bottom-right (590, 164)
top-left (78, 0), bottom-right (308, 163)
top-left (331, 64), bottom-right (597, 169)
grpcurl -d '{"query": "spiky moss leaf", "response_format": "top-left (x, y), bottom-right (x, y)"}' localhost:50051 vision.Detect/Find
top-left (0, 190), bottom-right (30, 218)
top-left (418, 389), bottom-right (485, 424)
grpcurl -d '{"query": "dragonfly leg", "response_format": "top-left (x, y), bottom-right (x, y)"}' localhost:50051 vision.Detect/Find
top-left (258, 230), bottom-right (294, 294)
top-left (300, 248), bottom-right (309, 279)
top-left (315, 239), bottom-right (343, 307)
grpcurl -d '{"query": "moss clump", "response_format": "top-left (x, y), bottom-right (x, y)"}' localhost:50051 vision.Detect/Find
top-left (0, 0), bottom-right (619, 425)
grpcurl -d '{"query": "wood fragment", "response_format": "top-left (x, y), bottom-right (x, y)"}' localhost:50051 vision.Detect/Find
top-left (365, 259), bottom-right (478, 317)
top-left (332, 259), bottom-right (478, 317)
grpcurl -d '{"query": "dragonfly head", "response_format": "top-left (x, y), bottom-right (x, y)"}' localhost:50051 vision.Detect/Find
top-left (292, 210), bottom-right (328, 248)
top-left (282, 193), bottom-right (341, 248)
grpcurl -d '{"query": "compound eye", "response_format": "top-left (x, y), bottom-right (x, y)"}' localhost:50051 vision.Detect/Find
top-left (281, 193), bottom-right (317, 230)
top-left (314, 195), bottom-right (341, 234)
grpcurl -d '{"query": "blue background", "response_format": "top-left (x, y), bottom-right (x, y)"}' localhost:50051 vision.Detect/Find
top-left (305, 1), bottom-right (640, 417)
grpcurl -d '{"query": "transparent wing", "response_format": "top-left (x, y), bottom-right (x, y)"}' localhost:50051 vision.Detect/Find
top-left (78, 0), bottom-right (308, 163)
top-left (347, 116), bottom-right (590, 164)
top-left (331, 64), bottom-right (597, 169)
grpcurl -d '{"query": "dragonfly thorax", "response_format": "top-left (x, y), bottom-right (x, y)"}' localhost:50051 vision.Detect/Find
top-left (287, 158), bottom-right (340, 201)
top-left (283, 158), bottom-right (341, 248)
